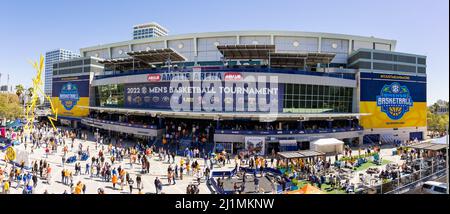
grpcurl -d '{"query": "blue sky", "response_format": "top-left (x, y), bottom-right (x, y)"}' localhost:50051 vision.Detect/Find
top-left (0, 0), bottom-right (448, 104)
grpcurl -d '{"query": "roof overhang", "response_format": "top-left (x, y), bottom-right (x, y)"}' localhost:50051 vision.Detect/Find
top-left (269, 52), bottom-right (336, 68)
top-left (127, 48), bottom-right (186, 64)
top-left (217, 44), bottom-right (275, 60)
top-left (98, 48), bottom-right (187, 71)
top-left (79, 106), bottom-right (369, 121)
top-left (216, 44), bottom-right (335, 68)
top-left (278, 150), bottom-right (326, 159)
top-left (406, 142), bottom-right (448, 151)
top-left (98, 58), bottom-right (151, 71)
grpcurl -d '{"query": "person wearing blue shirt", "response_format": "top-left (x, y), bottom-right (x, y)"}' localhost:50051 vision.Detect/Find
top-left (22, 174), bottom-right (27, 186)
top-left (27, 173), bottom-right (32, 185)
top-left (17, 174), bottom-right (22, 188)
top-left (112, 168), bottom-right (117, 176)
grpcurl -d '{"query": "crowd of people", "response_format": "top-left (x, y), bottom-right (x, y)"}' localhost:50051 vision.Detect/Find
top-left (1, 118), bottom-right (447, 195)
top-left (1, 121), bottom-right (232, 194)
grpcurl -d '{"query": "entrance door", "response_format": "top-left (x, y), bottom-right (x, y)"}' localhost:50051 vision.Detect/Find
top-left (409, 132), bottom-right (423, 141)
top-left (299, 141), bottom-right (310, 150)
top-left (267, 142), bottom-right (280, 154)
top-left (363, 134), bottom-right (380, 144)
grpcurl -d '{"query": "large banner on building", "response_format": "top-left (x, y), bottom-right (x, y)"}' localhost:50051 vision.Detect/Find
top-left (51, 75), bottom-right (90, 117)
top-left (359, 73), bottom-right (427, 129)
top-left (245, 136), bottom-right (265, 156)
top-left (123, 72), bottom-right (284, 113)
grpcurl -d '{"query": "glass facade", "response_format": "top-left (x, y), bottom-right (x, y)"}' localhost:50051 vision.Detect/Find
top-left (349, 50), bottom-right (426, 74)
top-left (283, 84), bottom-right (353, 113)
top-left (94, 84), bottom-right (124, 107)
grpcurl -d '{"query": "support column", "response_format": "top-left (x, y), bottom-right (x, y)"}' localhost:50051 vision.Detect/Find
top-left (328, 120), bottom-right (333, 129)
top-left (216, 119), bottom-right (221, 130)
top-left (298, 121), bottom-right (303, 130)
top-left (158, 117), bottom-right (163, 129)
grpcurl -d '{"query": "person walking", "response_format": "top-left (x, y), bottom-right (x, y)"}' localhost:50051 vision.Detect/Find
top-left (254, 177), bottom-right (260, 193)
top-left (112, 174), bottom-right (118, 190)
top-left (82, 183), bottom-right (86, 194)
top-left (61, 169), bottom-right (65, 185)
top-left (128, 178), bottom-right (134, 194)
top-left (180, 166), bottom-right (184, 180)
top-left (136, 175), bottom-right (142, 190)
top-left (32, 173), bottom-right (38, 188)
top-left (84, 162), bottom-right (90, 175)
top-left (46, 165), bottom-right (52, 185)
top-left (74, 181), bottom-right (82, 194)
top-left (154, 177), bottom-right (162, 194)
top-left (62, 156), bottom-right (66, 168)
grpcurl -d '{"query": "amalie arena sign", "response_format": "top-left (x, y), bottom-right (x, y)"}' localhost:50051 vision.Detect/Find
top-left (146, 72), bottom-right (243, 82)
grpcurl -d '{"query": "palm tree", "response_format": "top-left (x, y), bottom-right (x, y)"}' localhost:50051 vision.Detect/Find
top-left (15, 84), bottom-right (24, 97)
top-left (15, 84), bottom-right (25, 104)
top-left (27, 87), bottom-right (34, 99)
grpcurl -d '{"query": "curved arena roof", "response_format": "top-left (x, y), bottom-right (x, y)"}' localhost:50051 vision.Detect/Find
top-left (80, 30), bottom-right (396, 64)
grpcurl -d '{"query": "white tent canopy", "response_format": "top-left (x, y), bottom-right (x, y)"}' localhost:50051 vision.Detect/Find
top-left (430, 135), bottom-right (448, 145)
top-left (14, 149), bottom-right (31, 168)
top-left (310, 138), bottom-right (345, 154)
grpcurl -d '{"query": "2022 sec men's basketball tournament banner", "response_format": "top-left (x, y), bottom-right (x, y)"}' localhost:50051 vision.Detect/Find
top-left (359, 72), bottom-right (427, 129)
top-left (51, 75), bottom-right (90, 117)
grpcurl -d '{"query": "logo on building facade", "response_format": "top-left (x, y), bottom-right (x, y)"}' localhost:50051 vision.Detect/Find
top-left (376, 82), bottom-right (413, 120)
top-left (224, 72), bottom-right (242, 81)
top-left (59, 82), bottom-right (80, 111)
top-left (147, 74), bottom-right (161, 82)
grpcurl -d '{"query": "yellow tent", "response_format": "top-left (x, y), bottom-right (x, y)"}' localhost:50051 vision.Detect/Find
top-left (286, 184), bottom-right (323, 194)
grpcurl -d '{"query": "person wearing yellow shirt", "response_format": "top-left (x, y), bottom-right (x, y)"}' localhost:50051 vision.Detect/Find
top-left (186, 164), bottom-right (191, 176)
top-left (3, 181), bottom-right (10, 194)
top-left (74, 181), bottom-right (82, 194)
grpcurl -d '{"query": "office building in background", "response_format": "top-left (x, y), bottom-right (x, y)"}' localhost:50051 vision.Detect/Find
top-left (133, 22), bottom-right (168, 40)
top-left (44, 49), bottom-right (80, 104)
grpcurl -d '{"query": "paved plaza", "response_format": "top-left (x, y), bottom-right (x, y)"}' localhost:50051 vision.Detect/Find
top-left (0, 133), bottom-right (227, 194)
top-left (0, 128), bottom-right (408, 194)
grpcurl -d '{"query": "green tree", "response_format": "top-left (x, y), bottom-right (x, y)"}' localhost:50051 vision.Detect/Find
top-left (427, 105), bottom-right (449, 134)
top-left (0, 93), bottom-right (23, 119)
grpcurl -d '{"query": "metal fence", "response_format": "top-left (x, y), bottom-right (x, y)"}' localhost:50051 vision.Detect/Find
top-left (377, 162), bottom-right (447, 194)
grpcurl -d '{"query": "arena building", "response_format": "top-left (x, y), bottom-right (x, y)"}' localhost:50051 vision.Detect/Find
top-left (50, 30), bottom-right (427, 155)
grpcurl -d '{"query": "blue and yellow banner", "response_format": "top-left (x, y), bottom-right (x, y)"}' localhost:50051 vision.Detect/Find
top-left (51, 75), bottom-right (90, 117)
top-left (360, 72), bottom-right (427, 128)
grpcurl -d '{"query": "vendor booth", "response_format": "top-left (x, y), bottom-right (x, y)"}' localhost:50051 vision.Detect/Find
top-left (310, 138), bottom-right (344, 154)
